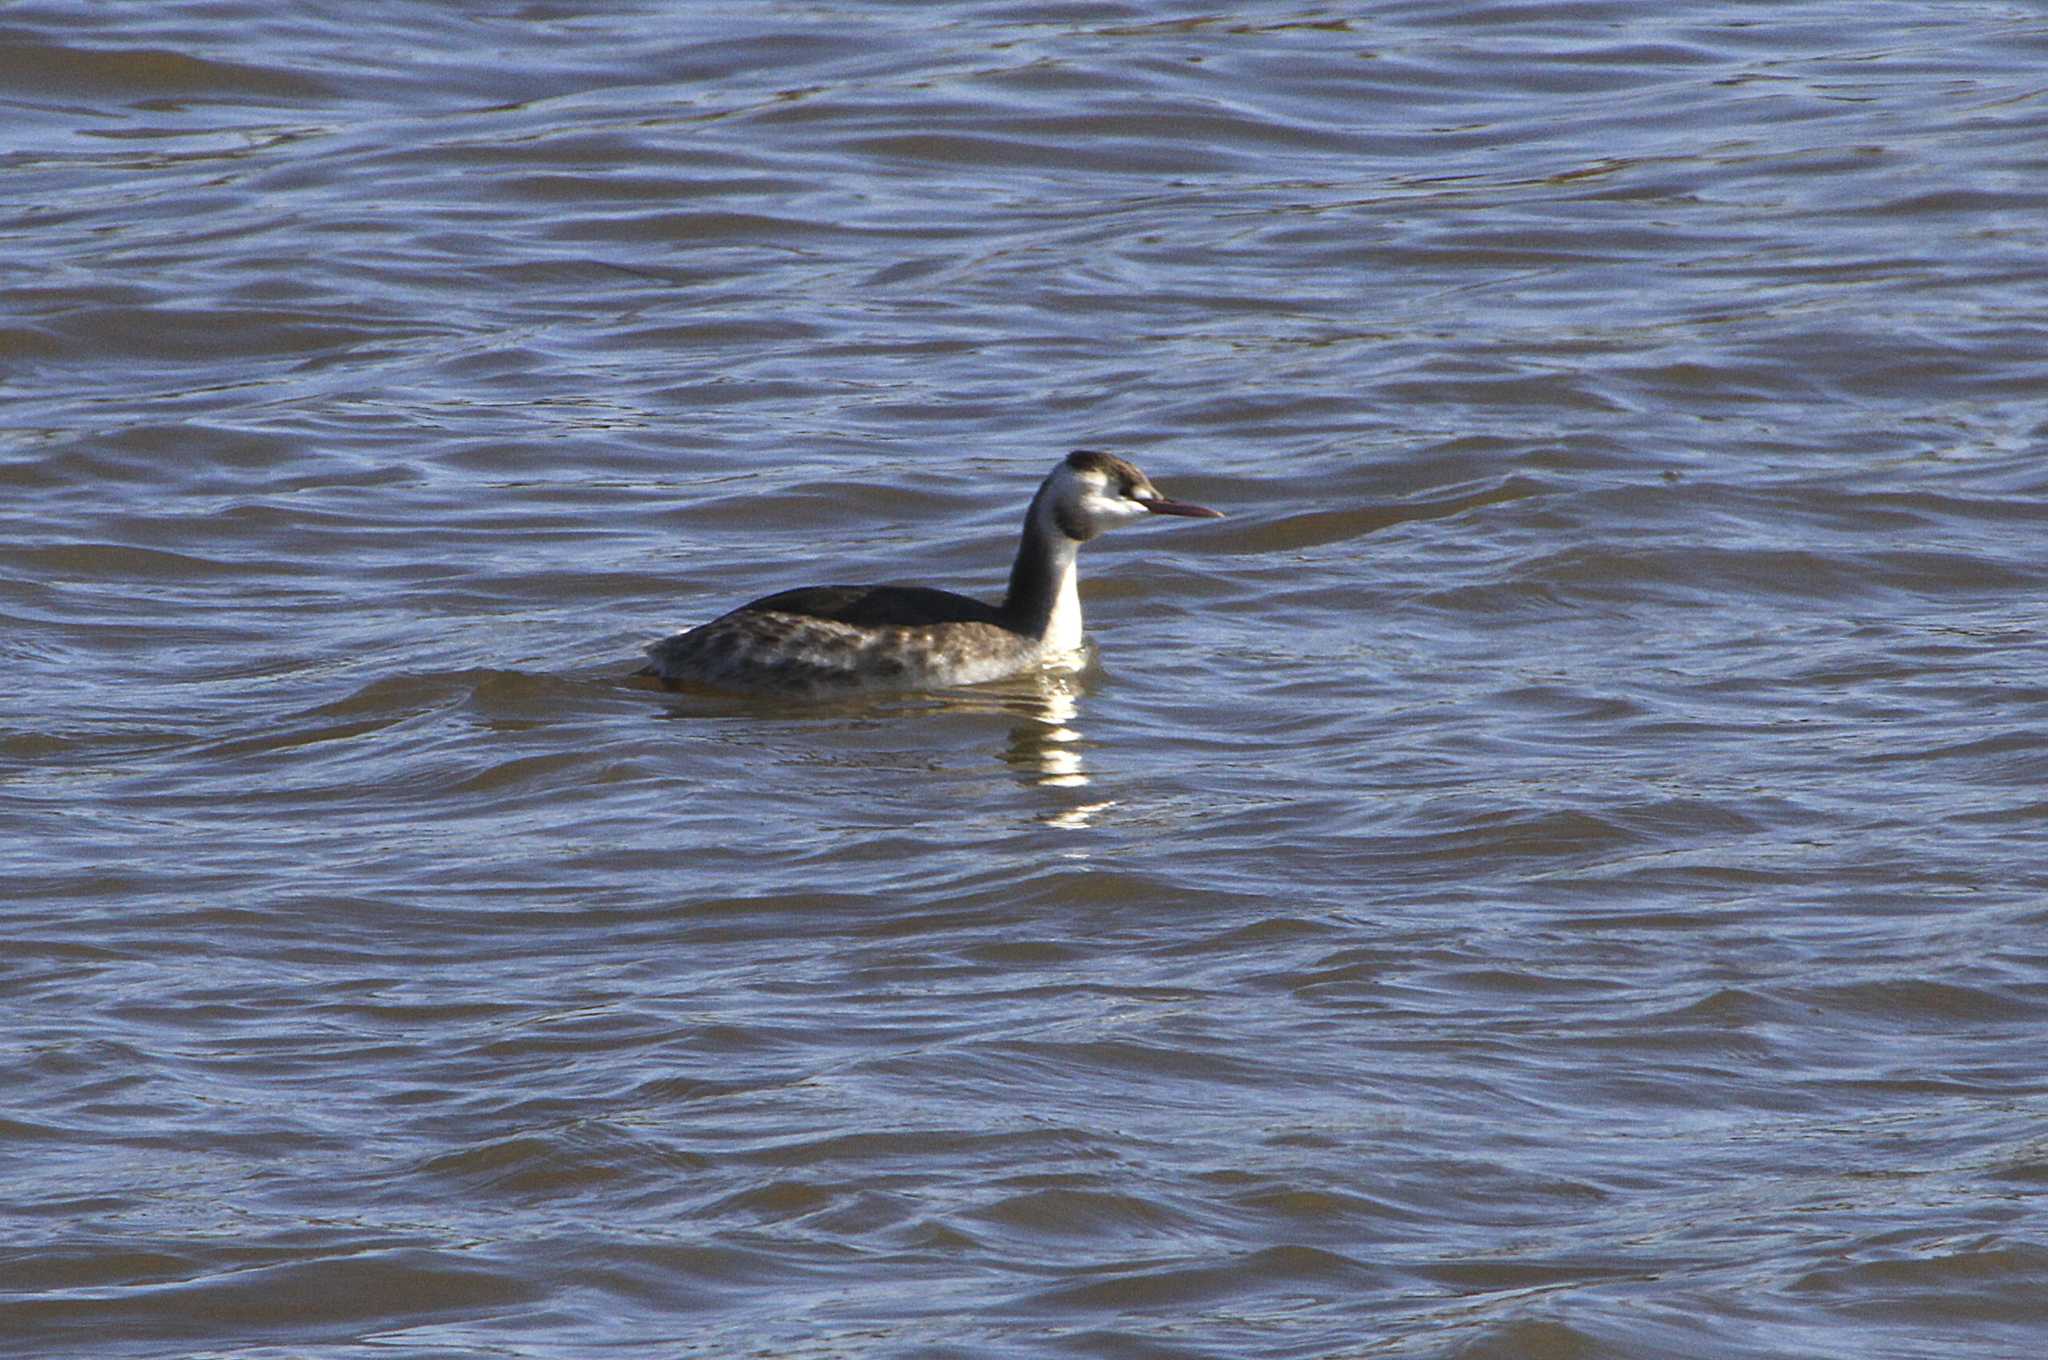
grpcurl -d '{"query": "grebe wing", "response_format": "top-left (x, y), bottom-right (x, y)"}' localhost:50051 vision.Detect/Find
top-left (739, 584), bottom-right (1004, 628)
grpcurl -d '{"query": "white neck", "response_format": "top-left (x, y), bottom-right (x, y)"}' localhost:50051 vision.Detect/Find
top-left (1040, 545), bottom-right (1083, 654)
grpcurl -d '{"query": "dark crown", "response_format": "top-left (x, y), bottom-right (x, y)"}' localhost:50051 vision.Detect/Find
top-left (1064, 448), bottom-right (1147, 489)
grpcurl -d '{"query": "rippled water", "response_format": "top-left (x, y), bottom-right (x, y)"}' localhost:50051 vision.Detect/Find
top-left (7, 2), bottom-right (2048, 1356)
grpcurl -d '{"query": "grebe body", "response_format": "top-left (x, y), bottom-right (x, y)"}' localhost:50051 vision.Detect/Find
top-left (640, 450), bottom-right (1221, 696)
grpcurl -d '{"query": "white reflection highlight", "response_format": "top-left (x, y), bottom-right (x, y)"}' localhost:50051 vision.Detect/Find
top-left (989, 671), bottom-right (1118, 829)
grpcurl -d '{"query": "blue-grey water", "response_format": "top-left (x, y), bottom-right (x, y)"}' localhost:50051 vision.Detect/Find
top-left (6, 3), bottom-right (2048, 1357)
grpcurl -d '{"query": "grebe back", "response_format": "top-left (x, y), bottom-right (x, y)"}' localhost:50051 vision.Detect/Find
top-left (639, 450), bottom-right (1222, 696)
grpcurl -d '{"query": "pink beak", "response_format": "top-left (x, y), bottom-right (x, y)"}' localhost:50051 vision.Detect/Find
top-left (1139, 496), bottom-right (1224, 519)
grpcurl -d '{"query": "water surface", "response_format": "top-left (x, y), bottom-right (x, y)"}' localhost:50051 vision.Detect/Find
top-left (6, 2), bottom-right (2048, 1356)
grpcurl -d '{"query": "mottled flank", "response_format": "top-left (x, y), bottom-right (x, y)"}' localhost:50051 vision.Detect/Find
top-left (642, 605), bottom-right (1045, 695)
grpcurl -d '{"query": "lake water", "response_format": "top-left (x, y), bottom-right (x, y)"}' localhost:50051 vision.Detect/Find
top-left (6, 2), bottom-right (2048, 1356)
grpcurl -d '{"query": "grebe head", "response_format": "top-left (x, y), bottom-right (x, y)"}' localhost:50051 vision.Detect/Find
top-left (1040, 449), bottom-right (1223, 542)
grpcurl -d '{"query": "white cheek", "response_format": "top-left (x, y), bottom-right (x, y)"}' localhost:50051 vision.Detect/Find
top-left (1086, 492), bottom-right (1145, 524)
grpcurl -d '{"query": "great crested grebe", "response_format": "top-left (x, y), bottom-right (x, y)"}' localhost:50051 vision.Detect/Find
top-left (639, 449), bottom-right (1222, 695)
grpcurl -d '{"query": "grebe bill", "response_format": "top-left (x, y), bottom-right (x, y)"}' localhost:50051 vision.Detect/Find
top-left (639, 450), bottom-right (1222, 696)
